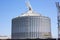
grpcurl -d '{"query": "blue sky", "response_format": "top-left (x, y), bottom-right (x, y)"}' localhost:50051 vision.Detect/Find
top-left (0, 0), bottom-right (60, 38)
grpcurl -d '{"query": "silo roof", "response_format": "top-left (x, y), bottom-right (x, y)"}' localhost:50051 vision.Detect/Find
top-left (18, 1), bottom-right (42, 17)
top-left (20, 10), bottom-right (41, 17)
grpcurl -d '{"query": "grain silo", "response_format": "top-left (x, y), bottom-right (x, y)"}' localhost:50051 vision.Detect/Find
top-left (11, 1), bottom-right (51, 39)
